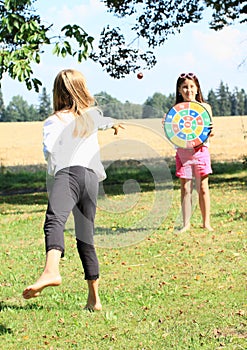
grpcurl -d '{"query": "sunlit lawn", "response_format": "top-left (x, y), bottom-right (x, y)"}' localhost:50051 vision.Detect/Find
top-left (0, 161), bottom-right (246, 349)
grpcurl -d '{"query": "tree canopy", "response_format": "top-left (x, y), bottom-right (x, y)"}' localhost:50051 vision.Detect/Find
top-left (0, 0), bottom-right (246, 90)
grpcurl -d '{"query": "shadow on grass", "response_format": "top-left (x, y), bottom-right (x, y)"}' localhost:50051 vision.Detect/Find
top-left (0, 159), bottom-right (246, 204)
top-left (0, 301), bottom-right (44, 312)
top-left (0, 324), bottom-right (13, 335)
top-left (65, 226), bottom-right (150, 237)
top-left (213, 209), bottom-right (247, 221)
top-left (0, 192), bottom-right (47, 206)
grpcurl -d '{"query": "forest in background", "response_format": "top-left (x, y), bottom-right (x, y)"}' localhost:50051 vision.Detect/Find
top-left (0, 81), bottom-right (247, 122)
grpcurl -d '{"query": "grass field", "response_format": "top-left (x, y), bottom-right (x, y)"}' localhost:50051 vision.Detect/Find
top-left (0, 119), bottom-right (247, 349)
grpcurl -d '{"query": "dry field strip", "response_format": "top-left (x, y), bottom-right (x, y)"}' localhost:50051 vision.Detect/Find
top-left (0, 116), bottom-right (246, 167)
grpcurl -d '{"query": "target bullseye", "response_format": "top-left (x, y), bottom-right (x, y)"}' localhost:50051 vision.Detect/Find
top-left (164, 101), bottom-right (212, 149)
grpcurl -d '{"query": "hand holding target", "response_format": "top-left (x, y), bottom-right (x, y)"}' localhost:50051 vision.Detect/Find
top-left (164, 102), bottom-right (212, 149)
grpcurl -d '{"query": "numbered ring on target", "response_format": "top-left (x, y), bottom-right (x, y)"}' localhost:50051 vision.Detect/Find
top-left (164, 101), bottom-right (212, 149)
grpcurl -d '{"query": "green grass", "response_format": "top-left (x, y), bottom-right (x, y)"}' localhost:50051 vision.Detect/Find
top-left (0, 165), bottom-right (47, 194)
top-left (0, 160), bottom-right (247, 349)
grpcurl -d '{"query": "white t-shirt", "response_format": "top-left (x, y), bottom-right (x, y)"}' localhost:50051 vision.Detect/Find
top-left (43, 108), bottom-right (114, 181)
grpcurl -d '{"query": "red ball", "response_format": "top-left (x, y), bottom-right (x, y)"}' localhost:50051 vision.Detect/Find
top-left (137, 72), bottom-right (143, 79)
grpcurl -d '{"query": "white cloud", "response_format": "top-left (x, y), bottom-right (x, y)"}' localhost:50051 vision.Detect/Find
top-left (193, 27), bottom-right (246, 63)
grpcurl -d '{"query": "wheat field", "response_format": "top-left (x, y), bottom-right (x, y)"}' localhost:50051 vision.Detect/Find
top-left (0, 117), bottom-right (246, 167)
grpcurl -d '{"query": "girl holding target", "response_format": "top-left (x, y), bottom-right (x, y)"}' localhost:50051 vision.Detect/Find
top-left (167, 73), bottom-right (214, 232)
top-left (22, 69), bottom-right (123, 309)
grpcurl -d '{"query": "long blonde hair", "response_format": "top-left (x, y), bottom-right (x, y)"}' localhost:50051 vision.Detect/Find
top-left (53, 69), bottom-right (95, 137)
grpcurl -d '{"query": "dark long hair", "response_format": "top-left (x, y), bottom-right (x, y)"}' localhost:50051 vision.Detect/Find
top-left (175, 74), bottom-right (204, 104)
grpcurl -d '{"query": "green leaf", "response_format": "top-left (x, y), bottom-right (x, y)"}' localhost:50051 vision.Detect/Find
top-left (13, 20), bottom-right (20, 29)
top-left (87, 36), bottom-right (94, 44)
top-left (61, 47), bottom-right (67, 58)
top-left (35, 53), bottom-right (40, 64)
top-left (32, 78), bottom-right (42, 92)
top-left (52, 43), bottom-right (60, 55)
top-left (63, 41), bottom-right (72, 55)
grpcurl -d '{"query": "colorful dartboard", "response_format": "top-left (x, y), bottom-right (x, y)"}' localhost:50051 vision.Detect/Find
top-left (164, 101), bottom-right (212, 149)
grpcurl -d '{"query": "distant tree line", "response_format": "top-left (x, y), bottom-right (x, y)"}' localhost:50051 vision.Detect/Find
top-left (0, 81), bottom-right (247, 122)
top-left (207, 82), bottom-right (247, 117)
top-left (0, 87), bottom-right (52, 122)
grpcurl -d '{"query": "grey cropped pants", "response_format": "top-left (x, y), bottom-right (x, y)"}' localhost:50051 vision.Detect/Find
top-left (44, 166), bottom-right (99, 280)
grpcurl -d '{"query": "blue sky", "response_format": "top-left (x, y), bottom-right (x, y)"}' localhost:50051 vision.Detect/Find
top-left (1, 0), bottom-right (247, 106)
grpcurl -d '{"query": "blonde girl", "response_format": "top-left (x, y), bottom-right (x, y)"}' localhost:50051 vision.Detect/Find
top-left (23, 69), bottom-right (123, 310)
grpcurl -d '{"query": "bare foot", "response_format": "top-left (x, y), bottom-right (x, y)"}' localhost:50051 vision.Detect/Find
top-left (84, 279), bottom-right (102, 311)
top-left (23, 274), bottom-right (62, 299)
top-left (203, 225), bottom-right (214, 232)
top-left (84, 300), bottom-right (102, 312)
top-left (176, 224), bottom-right (190, 233)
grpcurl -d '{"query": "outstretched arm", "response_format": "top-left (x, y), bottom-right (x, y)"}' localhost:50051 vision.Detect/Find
top-left (111, 124), bottom-right (125, 135)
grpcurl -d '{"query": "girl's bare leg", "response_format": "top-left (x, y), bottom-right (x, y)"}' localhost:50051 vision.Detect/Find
top-left (85, 279), bottom-right (102, 311)
top-left (179, 178), bottom-right (193, 232)
top-left (196, 175), bottom-right (214, 231)
top-left (22, 249), bottom-right (62, 299)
